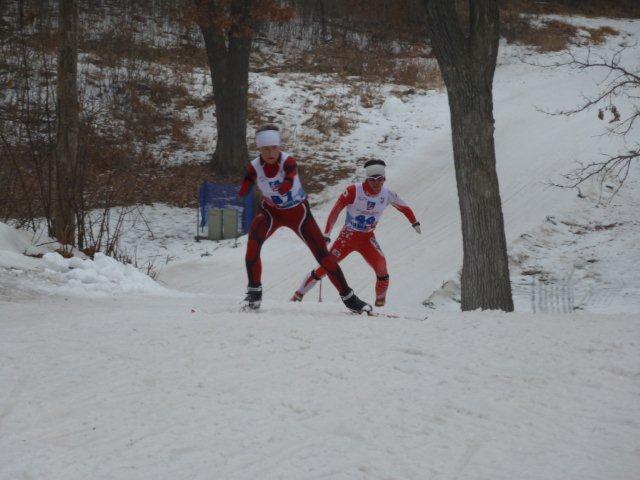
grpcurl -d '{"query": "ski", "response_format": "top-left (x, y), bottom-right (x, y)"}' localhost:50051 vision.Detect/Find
top-left (366, 311), bottom-right (400, 319)
top-left (345, 310), bottom-right (428, 321)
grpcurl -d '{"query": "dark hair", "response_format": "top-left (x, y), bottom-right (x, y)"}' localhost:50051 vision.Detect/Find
top-left (364, 159), bottom-right (386, 168)
top-left (257, 124), bottom-right (279, 133)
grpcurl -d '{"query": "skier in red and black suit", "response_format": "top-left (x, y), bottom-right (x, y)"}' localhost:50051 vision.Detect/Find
top-left (238, 125), bottom-right (371, 313)
top-left (292, 159), bottom-right (421, 307)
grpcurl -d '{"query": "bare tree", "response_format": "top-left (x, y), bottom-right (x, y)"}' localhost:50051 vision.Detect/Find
top-left (193, 0), bottom-right (292, 176)
top-left (53, 0), bottom-right (79, 246)
top-left (422, 0), bottom-right (514, 311)
top-left (551, 45), bottom-right (639, 196)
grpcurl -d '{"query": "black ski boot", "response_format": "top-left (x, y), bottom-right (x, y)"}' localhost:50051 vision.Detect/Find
top-left (242, 285), bottom-right (262, 310)
top-left (341, 289), bottom-right (372, 314)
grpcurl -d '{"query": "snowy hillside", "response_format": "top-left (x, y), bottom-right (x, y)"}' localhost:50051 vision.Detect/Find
top-left (151, 17), bottom-right (640, 315)
top-left (1, 14), bottom-right (639, 480)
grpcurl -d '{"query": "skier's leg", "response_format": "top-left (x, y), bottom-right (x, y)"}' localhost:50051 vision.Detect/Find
top-left (374, 274), bottom-right (390, 306)
top-left (360, 234), bottom-right (389, 306)
top-left (291, 269), bottom-right (322, 301)
top-left (293, 230), bottom-right (352, 300)
top-left (245, 204), bottom-right (278, 288)
top-left (296, 208), bottom-right (354, 295)
top-left (290, 202), bottom-right (370, 312)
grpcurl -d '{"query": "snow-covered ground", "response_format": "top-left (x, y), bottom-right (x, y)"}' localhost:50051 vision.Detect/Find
top-left (2, 296), bottom-right (638, 480)
top-left (1, 16), bottom-right (639, 480)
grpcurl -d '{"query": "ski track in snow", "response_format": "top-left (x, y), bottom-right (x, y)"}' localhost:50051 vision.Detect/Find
top-left (1, 297), bottom-right (639, 480)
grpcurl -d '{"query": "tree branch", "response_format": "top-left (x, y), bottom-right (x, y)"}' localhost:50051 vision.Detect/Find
top-left (553, 149), bottom-right (639, 197)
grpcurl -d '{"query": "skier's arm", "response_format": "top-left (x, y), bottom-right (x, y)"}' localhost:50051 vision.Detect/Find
top-left (324, 186), bottom-right (355, 235)
top-left (238, 164), bottom-right (257, 197)
top-left (390, 192), bottom-right (420, 231)
top-left (277, 157), bottom-right (297, 195)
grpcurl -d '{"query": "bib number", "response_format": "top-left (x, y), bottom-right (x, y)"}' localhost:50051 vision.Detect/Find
top-left (271, 191), bottom-right (295, 207)
top-left (353, 215), bottom-right (376, 230)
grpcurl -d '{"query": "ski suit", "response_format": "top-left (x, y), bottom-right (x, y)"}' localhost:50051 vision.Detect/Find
top-left (295, 181), bottom-right (417, 305)
top-left (239, 152), bottom-right (352, 296)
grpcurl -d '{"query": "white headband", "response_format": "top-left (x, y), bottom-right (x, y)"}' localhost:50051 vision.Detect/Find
top-left (256, 130), bottom-right (280, 148)
top-left (365, 163), bottom-right (385, 177)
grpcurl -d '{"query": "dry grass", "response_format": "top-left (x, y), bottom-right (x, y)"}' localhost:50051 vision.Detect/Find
top-left (283, 38), bottom-right (442, 90)
top-left (501, 12), bottom-right (575, 52)
top-left (503, 0), bottom-right (640, 19)
top-left (247, 91), bottom-right (268, 127)
top-left (391, 60), bottom-right (443, 90)
top-left (587, 26), bottom-right (620, 45)
top-left (275, 2), bottom-right (630, 84)
top-left (303, 109), bottom-right (334, 138)
top-left (353, 82), bottom-right (384, 109)
top-left (500, 12), bottom-right (620, 53)
top-left (302, 94), bottom-right (358, 139)
top-left (82, 31), bottom-right (207, 70)
top-left (85, 158), bottom-right (229, 209)
top-left (297, 160), bottom-right (354, 196)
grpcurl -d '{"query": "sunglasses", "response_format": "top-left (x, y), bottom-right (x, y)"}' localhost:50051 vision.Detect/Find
top-left (367, 175), bottom-right (385, 181)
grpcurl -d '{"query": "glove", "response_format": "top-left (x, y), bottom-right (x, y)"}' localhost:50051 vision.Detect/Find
top-left (277, 178), bottom-right (292, 195)
top-left (323, 235), bottom-right (331, 244)
top-left (412, 222), bottom-right (421, 234)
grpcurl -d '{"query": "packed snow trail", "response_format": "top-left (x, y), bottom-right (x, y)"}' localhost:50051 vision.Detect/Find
top-left (1, 295), bottom-right (639, 480)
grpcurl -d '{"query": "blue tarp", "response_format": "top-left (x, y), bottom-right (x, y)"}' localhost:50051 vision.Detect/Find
top-left (198, 182), bottom-right (255, 234)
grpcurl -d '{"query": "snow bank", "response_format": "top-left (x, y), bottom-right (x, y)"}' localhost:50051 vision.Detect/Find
top-left (0, 222), bottom-right (45, 269)
top-left (0, 222), bottom-right (170, 297)
top-left (42, 252), bottom-right (169, 296)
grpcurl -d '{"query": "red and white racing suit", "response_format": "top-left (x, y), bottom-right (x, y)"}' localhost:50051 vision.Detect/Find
top-left (294, 181), bottom-right (417, 305)
top-left (239, 153), bottom-right (352, 296)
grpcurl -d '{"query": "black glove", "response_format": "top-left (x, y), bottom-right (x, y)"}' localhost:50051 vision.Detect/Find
top-left (323, 235), bottom-right (331, 244)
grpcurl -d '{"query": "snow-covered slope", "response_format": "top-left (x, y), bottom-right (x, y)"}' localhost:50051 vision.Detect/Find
top-left (1, 297), bottom-right (638, 480)
top-left (1, 16), bottom-right (639, 480)
top-left (157, 19), bottom-right (640, 314)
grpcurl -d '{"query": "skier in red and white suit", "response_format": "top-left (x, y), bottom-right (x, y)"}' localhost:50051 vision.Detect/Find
top-left (292, 159), bottom-right (421, 307)
top-left (238, 125), bottom-right (370, 313)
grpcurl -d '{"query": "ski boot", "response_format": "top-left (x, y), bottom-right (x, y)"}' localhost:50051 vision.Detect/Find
top-left (242, 285), bottom-right (262, 310)
top-left (375, 297), bottom-right (386, 307)
top-left (341, 289), bottom-right (372, 314)
top-left (290, 291), bottom-right (304, 302)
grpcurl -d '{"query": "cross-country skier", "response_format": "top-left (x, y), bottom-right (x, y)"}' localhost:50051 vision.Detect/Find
top-left (238, 125), bottom-right (371, 313)
top-left (291, 159), bottom-right (421, 307)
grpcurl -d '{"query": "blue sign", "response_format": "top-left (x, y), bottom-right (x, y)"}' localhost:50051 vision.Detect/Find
top-left (197, 182), bottom-right (255, 234)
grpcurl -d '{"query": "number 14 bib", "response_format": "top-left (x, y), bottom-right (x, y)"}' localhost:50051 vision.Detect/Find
top-left (345, 184), bottom-right (390, 232)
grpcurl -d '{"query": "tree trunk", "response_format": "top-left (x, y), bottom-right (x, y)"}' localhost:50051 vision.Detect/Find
top-left (423, 0), bottom-right (513, 311)
top-left (198, 0), bottom-right (252, 177)
top-left (449, 86), bottom-right (513, 311)
top-left (53, 0), bottom-right (79, 246)
top-left (318, 0), bottom-right (328, 41)
top-left (210, 36), bottom-right (251, 176)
